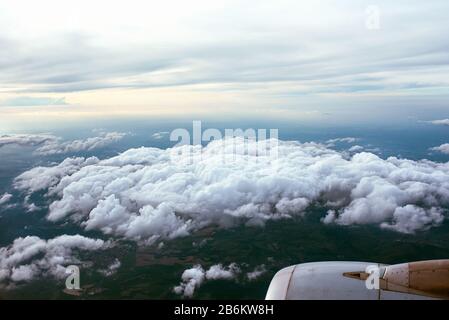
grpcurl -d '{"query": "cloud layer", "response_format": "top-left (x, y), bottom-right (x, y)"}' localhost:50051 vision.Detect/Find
top-left (1, 0), bottom-right (449, 104)
top-left (0, 132), bottom-right (126, 155)
top-left (0, 134), bottom-right (57, 148)
top-left (34, 132), bottom-right (127, 155)
top-left (0, 235), bottom-right (111, 286)
top-left (13, 138), bottom-right (449, 241)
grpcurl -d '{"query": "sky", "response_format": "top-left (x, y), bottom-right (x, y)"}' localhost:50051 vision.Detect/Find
top-left (0, 0), bottom-right (449, 123)
top-left (2, 1), bottom-right (449, 296)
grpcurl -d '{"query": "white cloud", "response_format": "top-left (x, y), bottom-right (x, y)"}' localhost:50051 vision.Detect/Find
top-left (24, 203), bottom-right (39, 213)
top-left (13, 137), bottom-right (449, 240)
top-left (348, 145), bottom-right (364, 152)
top-left (0, 132), bottom-right (126, 155)
top-left (174, 263), bottom-right (240, 297)
top-left (152, 131), bottom-right (169, 140)
top-left (0, 193), bottom-right (13, 206)
top-left (98, 258), bottom-right (121, 277)
top-left (0, 235), bottom-right (111, 286)
top-left (322, 209), bottom-right (337, 225)
top-left (381, 205), bottom-right (444, 234)
top-left (431, 143), bottom-right (449, 155)
top-left (326, 137), bottom-right (358, 144)
top-left (14, 156), bottom-right (99, 193)
top-left (430, 119), bottom-right (449, 126)
top-left (34, 132), bottom-right (127, 156)
top-left (23, 195), bottom-right (39, 212)
top-left (326, 137), bottom-right (359, 148)
top-left (205, 263), bottom-right (240, 280)
top-left (0, 134), bottom-right (58, 148)
top-left (246, 264), bottom-right (267, 281)
top-left (173, 265), bottom-right (205, 298)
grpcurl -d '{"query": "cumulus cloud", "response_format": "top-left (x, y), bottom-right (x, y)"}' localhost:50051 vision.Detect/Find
top-left (0, 193), bottom-right (13, 206)
top-left (431, 143), bottom-right (449, 155)
top-left (246, 265), bottom-right (267, 281)
top-left (13, 138), bottom-right (449, 241)
top-left (430, 119), bottom-right (449, 126)
top-left (0, 235), bottom-right (111, 286)
top-left (34, 132), bottom-right (127, 156)
top-left (173, 265), bottom-right (205, 298)
top-left (174, 263), bottom-right (240, 297)
top-left (205, 263), bottom-right (240, 280)
top-left (381, 205), bottom-right (444, 234)
top-left (14, 157), bottom-right (99, 193)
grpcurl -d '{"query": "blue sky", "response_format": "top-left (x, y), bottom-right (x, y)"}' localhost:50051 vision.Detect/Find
top-left (0, 0), bottom-right (448, 122)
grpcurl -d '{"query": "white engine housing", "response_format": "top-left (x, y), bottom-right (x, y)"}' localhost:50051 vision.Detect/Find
top-left (266, 261), bottom-right (439, 300)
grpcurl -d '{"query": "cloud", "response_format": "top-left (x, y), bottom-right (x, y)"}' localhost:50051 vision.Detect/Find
top-left (430, 119), bottom-right (449, 126)
top-left (152, 132), bottom-right (169, 140)
top-left (348, 145), bottom-right (364, 152)
top-left (0, 235), bottom-right (111, 286)
top-left (13, 157), bottom-right (99, 193)
top-left (381, 205), bottom-right (444, 234)
top-left (205, 263), bottom-right (240, 280)
top-left (1, 0), bottom-right (449, 106)
top-left (173, 265), bottom-right (205, 298)
top-left (173, 263), bottom-right (240, 297)
top-left (98, 258), bottom-right (121, 277)
top-left (325, 137), bottom-right (359, 148)
top-left (34, 132), bottom-right (127, 155)
top-left (0, 134), bottom-right (58, 148)
top-left (0, 193), bottom-right (13, 206)
top-left (326, 137), bottom-right (358, 144)
top-left (0, 132), bottom-right (126, 155)
top-left (246, 264), bottom-right (267, 281)
top-left (23, 195), bottom-right (40, 213)
top-left (0, 96), bottom-right (67, 107)
top-left (13, 137), bottom-right (449, 240)
top-left (430, 143), bottom-right (449, 155)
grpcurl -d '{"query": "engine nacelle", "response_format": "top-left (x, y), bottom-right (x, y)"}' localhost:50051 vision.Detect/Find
top-left (266, 260), bottom-right (449, 300)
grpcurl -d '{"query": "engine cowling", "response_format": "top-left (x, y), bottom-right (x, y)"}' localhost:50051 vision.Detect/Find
top-left (266, 260), bottom-right (449, 300)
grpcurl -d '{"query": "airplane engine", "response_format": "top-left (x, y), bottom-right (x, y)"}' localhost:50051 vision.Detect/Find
top-left (266, 260), bottom-right (449, 300)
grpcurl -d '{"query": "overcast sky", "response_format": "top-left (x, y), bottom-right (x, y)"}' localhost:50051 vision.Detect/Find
top-left (0, 0), bottom-right (448, 122)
